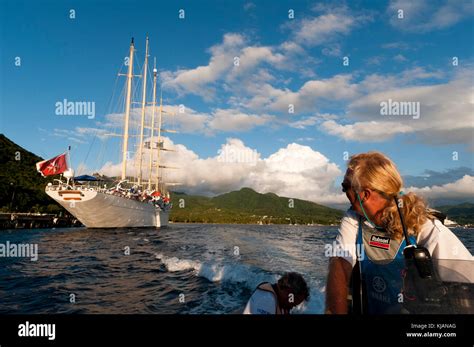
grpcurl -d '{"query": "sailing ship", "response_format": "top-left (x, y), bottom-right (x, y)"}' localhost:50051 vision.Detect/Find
top-left (39, 37), bottom-right (175, 228)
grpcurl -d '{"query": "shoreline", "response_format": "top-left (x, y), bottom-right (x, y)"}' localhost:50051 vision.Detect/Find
top-left (170, 221), bottom-right (338, 226)
top-left (0, 213), bottom-right (338, 230)
top-left (0, 212), bottom-right (82, 230)
top-left (2, 212), bottom-right (472, 230)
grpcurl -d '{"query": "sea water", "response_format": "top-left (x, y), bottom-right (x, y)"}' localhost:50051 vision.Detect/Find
top-left (0, 224), bottom-right (472, 314)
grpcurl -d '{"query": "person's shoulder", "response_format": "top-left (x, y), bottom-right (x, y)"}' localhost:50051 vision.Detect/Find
top-left (253, 288), bottom-right (276, 300)
top-left (417, 217), bottom-right (472, 259)
top-left (419, 217), bottom-right (447, 236)
top-left (340, 209), bottom-right (359, 229)
top-left (247, 288), bottom-right (277, 314)
top-left (336, 209), bottom-right (359, 245)
top-left (417, 217), bottom-right (440, 241)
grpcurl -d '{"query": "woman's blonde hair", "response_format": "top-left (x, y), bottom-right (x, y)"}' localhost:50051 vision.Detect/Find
top-left (347, 151), bottom-right (431, 240)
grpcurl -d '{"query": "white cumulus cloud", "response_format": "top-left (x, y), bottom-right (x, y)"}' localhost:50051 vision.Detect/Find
top-left (101, 105), bottom-right (276, 136)
top-left (96, 137), bottom-right (473, 206)
top-left (388, 0), bottom-right (474, 32)
top-left (406, 175), bottom-right (474, 202)
top-left (98, 137), bottom-right (346, 204)
top-left (320, 69), bottom-right (474, 150)
top-left (291, 6), bottom-right (372, 47)
top-left (161, 33), bottom-right (285, 99)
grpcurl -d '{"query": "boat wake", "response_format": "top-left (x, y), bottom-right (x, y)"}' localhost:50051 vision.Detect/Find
top-left (155, 252), bottom-right (326, 313)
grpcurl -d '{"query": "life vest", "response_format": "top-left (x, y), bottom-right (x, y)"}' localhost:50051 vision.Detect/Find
top-left (355, 217), bottom-right (417, 314)
top-left (254, 282), bottom-right (286, 314)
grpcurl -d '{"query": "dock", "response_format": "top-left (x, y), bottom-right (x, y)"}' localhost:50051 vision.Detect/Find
top-left (0, 213), bottom-right (83, 229)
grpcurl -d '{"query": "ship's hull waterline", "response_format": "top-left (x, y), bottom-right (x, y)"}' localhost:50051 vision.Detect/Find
top-left (46, 189), bottom-right (169, 228)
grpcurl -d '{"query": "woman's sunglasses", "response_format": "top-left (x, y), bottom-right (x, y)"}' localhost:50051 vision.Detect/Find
top-left (342, 182), bottom-right (392, 200)
top-left (341, 182), bottom-right (350, 193)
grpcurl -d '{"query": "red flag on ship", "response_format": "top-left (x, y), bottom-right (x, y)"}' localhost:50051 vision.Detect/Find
top-left (36, 153), bottom-right (68, 176)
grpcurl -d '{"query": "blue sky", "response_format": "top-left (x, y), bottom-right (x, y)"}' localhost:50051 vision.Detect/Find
top-left (1, 0), bottom-right (473, 206)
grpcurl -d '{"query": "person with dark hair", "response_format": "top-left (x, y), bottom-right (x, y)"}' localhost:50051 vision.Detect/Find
top-left (243, 272), bottom-right (310, 314)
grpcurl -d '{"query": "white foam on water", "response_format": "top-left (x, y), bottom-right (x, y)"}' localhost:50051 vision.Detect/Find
top-left (292, 280), bottom-right (326, 314)
top-left (155, 252), bottom-right (270, 289)
top-left (155, 253), bottom-right (202, 273)
top-left (155, 252), bottom-right (326, 313)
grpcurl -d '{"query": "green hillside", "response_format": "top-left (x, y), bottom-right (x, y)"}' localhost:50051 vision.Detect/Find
top-left (0, 134), bottom-right (64, 213)
top-left (9, 133), bottom-right (469, 227)
top-left (436, 203), bottom-right (474, 225)
top-left (1, 134), bottom-right (342, 224)
top-left (170, 187), bottom-right (343, 225)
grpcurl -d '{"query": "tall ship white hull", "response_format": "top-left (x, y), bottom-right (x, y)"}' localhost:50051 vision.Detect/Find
top-left (38, 38), bottom-right (178, 229)
top-left (46, 187), bottom-right (169, 228)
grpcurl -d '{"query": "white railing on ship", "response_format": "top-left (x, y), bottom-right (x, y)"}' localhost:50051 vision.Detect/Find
top-left (46, 184), bottom-right (108, 193)
top-left (46, 183), bottom-right (172, 211)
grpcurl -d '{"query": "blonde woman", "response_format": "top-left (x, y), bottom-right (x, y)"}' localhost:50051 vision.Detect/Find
top-left (325, 152), bottom-right (473, 314)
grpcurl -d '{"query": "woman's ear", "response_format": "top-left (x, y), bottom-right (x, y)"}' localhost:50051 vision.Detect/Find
top-left (361, 189), bottom-right (371, 202)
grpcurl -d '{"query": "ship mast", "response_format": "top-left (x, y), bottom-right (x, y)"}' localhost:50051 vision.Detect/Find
top-left (148, 58), bottom-right (158, 191)
top-left (121, 38), bottom-right (135, 181)
top-left (137, 36), bottom-right (149, 186)
top-left (155, 90), bottom-right (163, 191)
